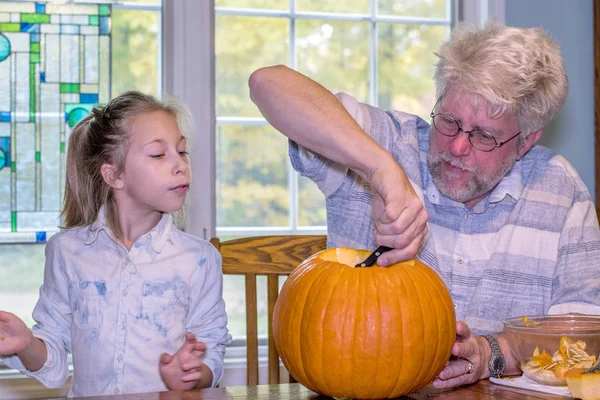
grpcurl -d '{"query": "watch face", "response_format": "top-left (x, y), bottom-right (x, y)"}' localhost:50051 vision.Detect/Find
top-left (491, 356), bottom-right (506, 373)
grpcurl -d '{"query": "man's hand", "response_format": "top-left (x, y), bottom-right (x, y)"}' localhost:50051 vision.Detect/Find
top-left (0, 311), bottom-right (34, 355)
top-left (432, 321), bottom-right (490, 389)
top-left (159, 332), bottom-right (209, 390)
top-left (369, 156), bottom-right (428, 265)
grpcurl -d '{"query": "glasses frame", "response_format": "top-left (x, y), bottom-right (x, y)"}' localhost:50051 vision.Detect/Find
top-left (429, 98), bottom-right (521, 152)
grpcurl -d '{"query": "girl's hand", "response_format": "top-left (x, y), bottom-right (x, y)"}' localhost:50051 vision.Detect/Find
top-left (0, 311), bottom-right (33, 356)
top-left (432, 321), bottom-right (490, 388)
top-left (159, 332), bottom-right (207, 390)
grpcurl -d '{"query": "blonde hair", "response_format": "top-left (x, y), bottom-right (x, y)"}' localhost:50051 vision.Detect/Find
top-left (434, 21), bottom-right (568, 137)
top-left (61, 91), bottom-right (193, 237)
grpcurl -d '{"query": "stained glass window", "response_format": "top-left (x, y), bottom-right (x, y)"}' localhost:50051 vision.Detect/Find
top-left (0, 1), bottom-right (110, 244)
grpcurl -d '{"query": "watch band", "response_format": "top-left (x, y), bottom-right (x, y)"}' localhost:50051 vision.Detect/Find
top-left (483, 334), bottom-right (506, 378)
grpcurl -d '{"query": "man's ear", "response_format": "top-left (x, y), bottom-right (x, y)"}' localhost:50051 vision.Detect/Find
top-left (101, 164), bottom-right (124, 190)
top-left (517, 129), bottom-right (543, 160)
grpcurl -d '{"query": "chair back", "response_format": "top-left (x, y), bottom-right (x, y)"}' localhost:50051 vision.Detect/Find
top-left (210, 235), bottom-right (327, 386)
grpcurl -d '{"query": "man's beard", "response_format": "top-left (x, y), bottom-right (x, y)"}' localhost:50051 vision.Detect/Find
top-left (427, 150), bottom-right (517, 203)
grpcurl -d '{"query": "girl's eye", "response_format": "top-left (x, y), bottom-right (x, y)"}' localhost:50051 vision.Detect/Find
top-left (150, 154), bottom-right (164, 159)
top-left (179, 151), bottom-right (189, 157)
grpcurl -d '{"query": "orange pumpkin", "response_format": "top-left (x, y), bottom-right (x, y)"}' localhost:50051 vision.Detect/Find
top-left (273, 248), bottom-right (456, 399)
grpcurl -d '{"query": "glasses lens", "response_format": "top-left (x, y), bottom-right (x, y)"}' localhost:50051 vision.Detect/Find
top-left (470, 130), bottom-right (497, 151)
top-left (433, 115), bottom-right (458, 137)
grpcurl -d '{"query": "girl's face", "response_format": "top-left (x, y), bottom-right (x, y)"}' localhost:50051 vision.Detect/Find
top-left (115, 110), bottom-right (190, 216)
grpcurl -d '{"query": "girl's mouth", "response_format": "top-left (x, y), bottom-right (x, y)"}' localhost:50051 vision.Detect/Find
top-left (170, 184), bottom-right (189, 192)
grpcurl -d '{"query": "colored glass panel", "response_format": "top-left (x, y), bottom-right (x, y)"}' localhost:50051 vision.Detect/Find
top-left (60, 83), bottom-right (80, 93)
top-left (0, 1), bottom-right (111, 238)
top-left (1, 23), bottom-right (20, 32)
top-left (21, 14), bottom-right (50, 24)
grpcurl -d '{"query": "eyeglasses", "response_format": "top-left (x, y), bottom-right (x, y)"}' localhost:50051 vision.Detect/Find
top-left (429, 100), bottom-right (521, 152)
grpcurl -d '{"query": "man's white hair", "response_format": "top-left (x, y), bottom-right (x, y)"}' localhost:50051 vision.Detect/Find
top-left (434, 21), bottom-right (568, 137)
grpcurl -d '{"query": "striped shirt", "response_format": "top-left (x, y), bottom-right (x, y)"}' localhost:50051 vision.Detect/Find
top-left (289, 92), bottom-right (600, 334)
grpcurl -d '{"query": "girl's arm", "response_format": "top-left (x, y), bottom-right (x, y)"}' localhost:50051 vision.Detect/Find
top-left (17, 335), bottom-right (48, 371)
top-left (1, 235), bottom-right (72, 388)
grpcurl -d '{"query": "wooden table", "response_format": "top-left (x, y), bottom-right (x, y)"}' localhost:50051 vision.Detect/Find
top-left (67, 381), bottom-right (569, 400)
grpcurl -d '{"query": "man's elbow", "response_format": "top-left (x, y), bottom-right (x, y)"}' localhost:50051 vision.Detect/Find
top-left (248, 64), bottom-right (287, 102)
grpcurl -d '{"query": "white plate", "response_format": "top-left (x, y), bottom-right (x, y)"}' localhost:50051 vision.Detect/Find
top-left (489, 374), bottom-right (572, 397)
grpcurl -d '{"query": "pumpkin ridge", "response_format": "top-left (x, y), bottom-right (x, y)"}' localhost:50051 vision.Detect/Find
top-left (379, 267), bottom-right (404, 398)
top-left (419, 266), bottom-right (445, 386)
top-left (330, 266), bottom-right (354, 393)
top-left (404, 264), bottom-right (430, 393)
top-left (300, 260), bottom-right (340, 391)
top-left (288, 258), bottom-right (333, 388)
top-left (373, 267), bottom-right (396, 399)
top-left (319, 262), bottom-right (348, 394)
top-left (387, 266), bottom-right (409, 396)
top-left (421, 263), bottom-right (455, 375)
top-left (350, 263), bottom-right (362, 397)
top-left (409, 265), bottom-right (441, 391)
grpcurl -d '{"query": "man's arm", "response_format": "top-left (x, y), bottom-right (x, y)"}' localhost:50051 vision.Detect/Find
top-left (249, 65), bottom-right (428, 263)
top-left (249, 64), bottom-right (392, 181)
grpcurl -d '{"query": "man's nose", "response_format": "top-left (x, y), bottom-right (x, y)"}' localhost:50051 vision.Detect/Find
top-left (449, 130), bottom-right (472, 157)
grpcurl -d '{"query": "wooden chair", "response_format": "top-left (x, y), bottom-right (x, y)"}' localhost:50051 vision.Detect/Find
top-left (210, 235), bottom-right (327, 386)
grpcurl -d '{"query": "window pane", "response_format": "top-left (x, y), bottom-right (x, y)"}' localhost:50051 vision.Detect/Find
top-left (0, 244), bottom-right (45, 327)
top-left (216, 0), bottom-right (288, 9)
top-left (297, 0), bottom-right (369, 13)
top-left (378, 0), bottom-right (449, 18)
top-left (378, 24), bottom-right (448, 117)
top-left (111, 9), bottom-right (159, 97)
top-left (224, 275), bottom-right (268, 339)
top-left (296, 20), bottom-right (369, 103)
top-left (216, 125), bottom-right (289, 227)
top-left (298, 176), bottom-right (326, 227)
top-left (215, 16), bottom-right (288, 117)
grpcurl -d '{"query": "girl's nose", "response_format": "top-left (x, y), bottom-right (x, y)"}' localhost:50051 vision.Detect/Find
top-left (450, 131), bottom-right (472, 157)
top-left (173, 154), bottom-right (189, 175)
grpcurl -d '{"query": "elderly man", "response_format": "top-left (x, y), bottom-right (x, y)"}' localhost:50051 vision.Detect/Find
top-left (248, 22), bottom-right (600, 388)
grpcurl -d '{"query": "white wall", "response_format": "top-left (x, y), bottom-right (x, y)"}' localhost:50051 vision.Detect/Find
top-left (505, 0), bottom-right (595, 198)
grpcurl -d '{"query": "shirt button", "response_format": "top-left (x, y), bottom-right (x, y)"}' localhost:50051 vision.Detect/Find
top-left (114, 387), bottom-right (120, 394)
top-left (124, 259), bottom-right (130, 265)
top-left (120, 321), bottom-right (126, 330)
top-left (117, 354), bottom-right (123, 362)
top-left (457, 257), bottom-right (464, 264)
top-left (122, 288), bottom-right (128, 296)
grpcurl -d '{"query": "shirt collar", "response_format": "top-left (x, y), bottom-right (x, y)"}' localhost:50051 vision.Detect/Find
top-left (85, 206), bottom-right (173, 253)
top-left (487, 159), bottom-right (524, 204)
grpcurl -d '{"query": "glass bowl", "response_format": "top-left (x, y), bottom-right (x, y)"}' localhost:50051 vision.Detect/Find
top-left (503, 314), bottom-right (600, 386)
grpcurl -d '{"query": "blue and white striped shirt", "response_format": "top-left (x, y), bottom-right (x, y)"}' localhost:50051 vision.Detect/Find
top-left (290, 92), bottom-right (600, 334)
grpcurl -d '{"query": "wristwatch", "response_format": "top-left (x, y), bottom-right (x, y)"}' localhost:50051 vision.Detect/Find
top-left (483, 334), bottom-right (506, 378)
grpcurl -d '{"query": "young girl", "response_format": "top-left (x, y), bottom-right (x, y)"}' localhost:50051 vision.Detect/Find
top-left (0, 91), bottom-right (231, 397)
